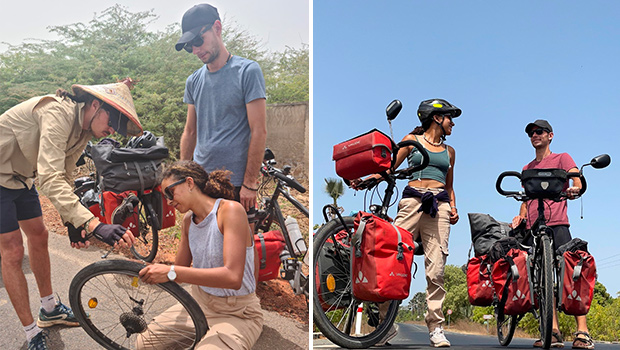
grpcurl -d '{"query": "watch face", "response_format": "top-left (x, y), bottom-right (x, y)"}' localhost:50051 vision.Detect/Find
top-left (167, 266), bottom-right (176, 281)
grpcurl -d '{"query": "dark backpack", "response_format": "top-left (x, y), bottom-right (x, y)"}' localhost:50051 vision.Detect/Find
top-left (468, 213), bottom-right (512, 256)
top-left (91, 135), bottom-right (169, 193)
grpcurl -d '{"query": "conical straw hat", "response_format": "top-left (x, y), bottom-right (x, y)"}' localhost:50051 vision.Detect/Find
top-left (72, 79), bottom-right (143, 136)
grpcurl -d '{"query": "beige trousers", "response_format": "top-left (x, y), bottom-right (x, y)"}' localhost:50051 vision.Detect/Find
top-left (137, 285), bottom-right (264, 350)
top-left (394, 188), bottom-right (451, 331)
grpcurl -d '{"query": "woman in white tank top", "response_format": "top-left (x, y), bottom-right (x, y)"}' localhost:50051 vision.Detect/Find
top-left (138, 160), bottom-right (263, 349)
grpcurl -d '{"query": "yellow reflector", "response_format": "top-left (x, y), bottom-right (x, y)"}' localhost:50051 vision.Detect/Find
top-left (132, 277), bottom-right (139, 288)
top-left (88, 298), bottom-right (98, 309)
top-left (433, 103), bottom-right (443, 108)
top-left (326, 274), bottom-right (336, 292)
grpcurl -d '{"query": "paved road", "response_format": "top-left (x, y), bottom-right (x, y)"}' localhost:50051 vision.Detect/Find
top-left (0, 231), bottom-right (308, 349)
top-left (313, 322), bottom-right (620, 349)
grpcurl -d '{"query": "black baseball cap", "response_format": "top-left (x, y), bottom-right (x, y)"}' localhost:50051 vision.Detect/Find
top-left (175, 4), bottom-right (220, 51)
top-left (525, 119), bottom-right (553, 134)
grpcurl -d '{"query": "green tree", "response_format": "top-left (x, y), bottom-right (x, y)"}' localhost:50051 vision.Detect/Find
top-left (443, 265), bottom-right (470, 321)
top-left (324, 177), bottom-right (345, 219)
top-left (0, 5), bottom-right (309, 159)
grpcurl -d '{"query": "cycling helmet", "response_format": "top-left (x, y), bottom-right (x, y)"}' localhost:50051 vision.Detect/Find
top-left (127, 130), bottom-right (157, 148)
top-left (417, 98), bottom-right (462, 124)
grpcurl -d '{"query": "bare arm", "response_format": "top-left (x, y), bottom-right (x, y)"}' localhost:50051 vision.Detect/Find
top-left (139, 201), bottom-right (250, 289)
top-left (174, 212), bottom-right (194, 267)
top-left (445, 145), bottom-right (459, 224)
top-left (180, 104), bottom-right (197, 160)
top-left (239, 98), bottom-right (267, 211)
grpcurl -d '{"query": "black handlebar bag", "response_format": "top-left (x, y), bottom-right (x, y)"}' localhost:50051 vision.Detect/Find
top-left (521, 168), bottom-right (567, 199)
top-left (91, 137), bottom-right (169, 193)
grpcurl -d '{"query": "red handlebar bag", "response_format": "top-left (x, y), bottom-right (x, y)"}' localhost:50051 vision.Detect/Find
top-left (351, 211), bottom-right (414, 302)
top-left (558, 250), bottom-right (596, 315)
top-left (255, 231), bottom-right (286, 282)
top-left (466, 255), bottom-right (494, 306)
top-left (333, 129), bottom-right (392, 180)
top-left (492, 248), bottom-right (535, 315)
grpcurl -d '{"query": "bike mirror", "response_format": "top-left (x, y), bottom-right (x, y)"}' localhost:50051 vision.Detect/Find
top-left (386, 100), bottom-right (402, 121)
top-left (264, 148), bottom-right (275, 161)
top-left (589, 154), bottom-right (611, 169)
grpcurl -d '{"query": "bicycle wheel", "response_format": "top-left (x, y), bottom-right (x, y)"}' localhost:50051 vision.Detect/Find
top-left (69, 259), bottom-right (208, 350)
top-left (537, 235), bottom-right (554, 349)
top-left (130, 198), bottom-right (158, 262)
top-left (497, 313), bottom-right (519, 346)
top-left (313, 216), bottom-right (399, 349)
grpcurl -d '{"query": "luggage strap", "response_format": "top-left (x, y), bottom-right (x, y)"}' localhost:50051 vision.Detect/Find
top-left (258, 232), bottom-right (267, 269)
top-left (572, 255), bottom-right (586, 281)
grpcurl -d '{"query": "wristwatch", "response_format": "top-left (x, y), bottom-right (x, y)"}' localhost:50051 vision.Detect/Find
top-left (167, 265), bottom-right (177, 282)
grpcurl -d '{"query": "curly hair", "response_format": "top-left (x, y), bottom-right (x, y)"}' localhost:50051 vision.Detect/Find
top-left (162, 160), bottom-right (235, 200)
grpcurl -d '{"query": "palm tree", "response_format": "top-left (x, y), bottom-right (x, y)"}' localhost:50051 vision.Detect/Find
top-left (324, 177), bottom-right (345, 219)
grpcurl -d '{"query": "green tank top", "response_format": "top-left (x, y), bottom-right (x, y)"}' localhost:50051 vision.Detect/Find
top-left (407, 137), bottom-right (451, 185)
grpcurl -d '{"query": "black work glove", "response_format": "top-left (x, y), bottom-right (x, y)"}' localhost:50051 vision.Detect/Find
top-left (66, 223), bottom-right (87, 244)
top-left (92, 223), bottom-right (126, 246)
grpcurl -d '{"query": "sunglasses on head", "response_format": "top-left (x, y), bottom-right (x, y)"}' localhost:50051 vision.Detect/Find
top-left (164, 178), bottom-right (187, 200)
top-left (528, 128), bottom-right (550, 137)
top-left (183, 26), bottom-right (211, 53)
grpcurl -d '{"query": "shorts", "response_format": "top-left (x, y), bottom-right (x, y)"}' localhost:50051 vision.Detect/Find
top-left (523, 225), bottom-right (572, 252)
top-left (0, 186), bottom-right (43, 233)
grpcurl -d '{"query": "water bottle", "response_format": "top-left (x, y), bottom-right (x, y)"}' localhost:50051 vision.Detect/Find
top-left (284, 216), bottom-right (307, 256)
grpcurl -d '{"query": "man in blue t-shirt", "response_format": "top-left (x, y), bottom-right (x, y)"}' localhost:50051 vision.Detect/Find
top-left (176, 3), bottom-right (267, 212)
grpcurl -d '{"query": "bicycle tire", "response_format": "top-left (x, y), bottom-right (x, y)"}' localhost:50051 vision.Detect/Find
top-left (313, 216), bottom-right (399, 349)
top-left (538, 235), bottom-right (554, 349)
top-left (497, 313), bottom-right (518, 346)
top-left (130, 198), bottom-right (158, 262)
top-left (69, 259), bottom-right (208, 350)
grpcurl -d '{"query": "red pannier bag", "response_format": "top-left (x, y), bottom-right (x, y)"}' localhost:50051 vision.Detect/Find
top-left (101, 190), bottom-right (140, 237)
top-left (351, 211), bottom-right (415, 302)
top-left (558, 250), bottom-right (596, 315)
top-left (315, 229), bottom-right (352, 311)
top-left (492, 248), bottom-right (535, 315)
top-left (333, 129), bottom-right (393, 180)
top-left (255, 231), bottom-right (286, 282)
top-left (466, 255), bottom-right (494, 306)
top-left (148, 185), bottom-right (176, 230)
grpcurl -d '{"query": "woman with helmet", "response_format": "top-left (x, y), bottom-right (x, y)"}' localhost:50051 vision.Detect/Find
top-left (358, 98), bottom-right (460, 348)
top-left (0, 79), bottom-right (141, 349)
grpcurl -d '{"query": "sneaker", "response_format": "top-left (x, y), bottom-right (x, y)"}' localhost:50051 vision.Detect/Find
top-left (37, 300), bottom-right (80, 327)
top-left (429, 326), bottom-right (451, 348)
top-left (28, 331), bottom-right (48, 350)
top-left (376, 324), bottom-right (398, 346)
top-left (112, 193), bottom-right (139, 224)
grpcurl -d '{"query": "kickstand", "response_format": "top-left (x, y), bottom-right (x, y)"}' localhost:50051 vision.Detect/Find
top-left (101, 246), bottom-right (114, 259)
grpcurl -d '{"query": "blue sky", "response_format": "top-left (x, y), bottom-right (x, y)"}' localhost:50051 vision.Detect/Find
top-left (312, 1), bottom-right (620, 297)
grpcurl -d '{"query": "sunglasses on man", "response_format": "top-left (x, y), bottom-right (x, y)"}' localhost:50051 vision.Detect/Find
top-left (528, 128), bottom-right (550, 138)
top-left (164, 178), bottom-right (187, 201)
top-left (183, 26), bottom-right (211, 53)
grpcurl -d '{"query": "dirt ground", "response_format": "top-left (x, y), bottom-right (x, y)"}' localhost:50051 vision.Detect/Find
top-left (39, 191), bottom-right (309, 325)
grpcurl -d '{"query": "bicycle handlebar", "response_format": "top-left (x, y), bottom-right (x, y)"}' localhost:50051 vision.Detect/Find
top-left (392, 140), bottom-right (430, 179)
top-left (496, 170), bottom-right (587, 201)
top-left (273, 170), bottom-right (306, 193)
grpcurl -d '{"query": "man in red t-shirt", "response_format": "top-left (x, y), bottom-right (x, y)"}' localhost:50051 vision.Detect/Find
top-left (512, 119), bottom-right (593, 349)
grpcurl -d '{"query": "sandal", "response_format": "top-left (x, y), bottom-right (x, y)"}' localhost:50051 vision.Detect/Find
top-left (533, 330), bottom-right (564, 348)
top-left (572, 331), bottom-right (594, 349)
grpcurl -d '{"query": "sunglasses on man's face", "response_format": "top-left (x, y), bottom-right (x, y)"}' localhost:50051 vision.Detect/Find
top-left (164, 178), bottom-right (187, 201)
top-left (183, 26), bottom-right (211, 53)
top-left (528, 128), bottom-right (550, 138)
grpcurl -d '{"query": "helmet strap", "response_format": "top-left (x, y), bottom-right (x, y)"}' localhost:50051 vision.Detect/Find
top-left (433, 115), bottom-right (448, 142)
